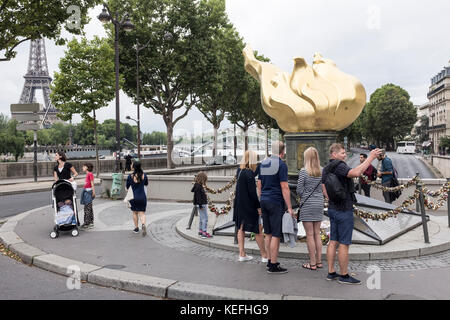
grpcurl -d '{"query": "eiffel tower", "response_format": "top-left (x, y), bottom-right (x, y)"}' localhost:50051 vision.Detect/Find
top-left (18, 38), bottom-right (59, 125)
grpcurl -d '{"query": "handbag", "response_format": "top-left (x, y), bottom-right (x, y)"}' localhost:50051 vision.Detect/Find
top-left (297, 179), bottom-right (322, 222)
top-left (124, 186), bottom-right (134, 208)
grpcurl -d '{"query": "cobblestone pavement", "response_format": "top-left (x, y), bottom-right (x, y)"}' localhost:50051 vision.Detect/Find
top-left (149, 213), bottom-right (450, 272)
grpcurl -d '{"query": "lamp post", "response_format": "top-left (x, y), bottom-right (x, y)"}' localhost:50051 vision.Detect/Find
top-left (126, 115), bottom-right (141, 160)
top-left (98, 4), bottom-right (134, 172)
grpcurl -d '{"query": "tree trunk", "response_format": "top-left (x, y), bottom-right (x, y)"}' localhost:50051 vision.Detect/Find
top-left (166, 123), bottom-right (174, 169)
top-left (213, 125), bottom-right (218, 158)
top-left (93, 110), bottom-right (99, 177)
top-left (244, 126), bottom-right (249, 151)
top-left (233, 124), bottom-right (237, 159)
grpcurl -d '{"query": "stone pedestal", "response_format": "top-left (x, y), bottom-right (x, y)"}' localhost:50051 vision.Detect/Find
top-left (285, 132), bottom-right (338, 179)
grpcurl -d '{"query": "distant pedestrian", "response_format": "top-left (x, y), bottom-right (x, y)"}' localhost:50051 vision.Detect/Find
top-left (191, 171), bottom-right (212, 239)
top-left (53, 151), bottom-right (78, 189)
top-left (125, 154), bottom-right (132, 171)
top-left (356, 153), bottom-right (377, 197)
top-left (376, 150), bottom-right (394, 204)
top-left (322, 143), bottom-right (381, 285)
top-left (233, 150), bottom-right (268, 262)
top-left (80, 163), bottom-right (95, 229)
top-left (296, 147), bottom-right (325, 270)
top-left (126, 161), bottom-right (148, 236)
top-left (257, 141), bottom-right (294, 274)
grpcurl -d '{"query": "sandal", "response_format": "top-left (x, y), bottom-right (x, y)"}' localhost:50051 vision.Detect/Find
top-left (302, 263), bottom-right (317, 270)
top-left (316, 262), bottom-right (323, 269)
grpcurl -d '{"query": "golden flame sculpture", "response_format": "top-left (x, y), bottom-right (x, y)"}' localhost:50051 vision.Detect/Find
top-left (243, 45), bottom-right (366, 132)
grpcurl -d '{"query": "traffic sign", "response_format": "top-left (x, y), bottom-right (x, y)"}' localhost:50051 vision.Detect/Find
top-left (16, 123), bottom-right (43, 131)
top-left (12, 113), bottom-right (44, 122)
top-left (10, 103), bottom-right (41, 113)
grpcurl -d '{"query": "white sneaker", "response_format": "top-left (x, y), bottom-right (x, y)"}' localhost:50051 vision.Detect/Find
top-left (261, 257), bottom-right (269, 263)
top-left (238, 255), bottom-right (253, 262)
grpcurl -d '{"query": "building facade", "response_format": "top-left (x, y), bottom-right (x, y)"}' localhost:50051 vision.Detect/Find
top-left (427, 63), bottom-right (450, 154)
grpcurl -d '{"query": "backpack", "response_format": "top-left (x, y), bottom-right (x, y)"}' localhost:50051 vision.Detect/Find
top-left (390, 167), bottom-right (401, 200)
top-left (370, 166), bottom-right (378, 181)
top-left (323, 161), bottom-right (348, 203)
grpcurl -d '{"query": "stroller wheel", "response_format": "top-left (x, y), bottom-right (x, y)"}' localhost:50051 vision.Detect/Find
top-left (71, 229), bottom-right (79, 237)
top-left (50, 231), bottom-right (58, 239)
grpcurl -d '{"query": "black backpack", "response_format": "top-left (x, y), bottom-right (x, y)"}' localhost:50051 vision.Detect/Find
top-left (323, 160), bottom-right (348, 203)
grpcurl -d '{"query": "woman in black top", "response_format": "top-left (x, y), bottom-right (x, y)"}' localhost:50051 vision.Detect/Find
top-left (233, 150), bottom-right (268, 262)
top-left (53, 151), bottom-right (78, 182)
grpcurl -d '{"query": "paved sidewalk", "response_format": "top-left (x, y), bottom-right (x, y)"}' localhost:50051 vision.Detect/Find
top-left (0, 176), bottom-right (102, 196)
top-left (1, 199), bottom-right (450, 300)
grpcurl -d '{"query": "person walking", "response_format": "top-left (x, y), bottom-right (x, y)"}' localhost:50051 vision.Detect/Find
top-left (126, 161), bottom-right (148, 236)
top-left (257, 141), bottom-right (294, 274)
top-left (377, 150), bottom-right (394, 203)
top-left (125, 154), bottom-right (132, 171)
top-left (322, 143), bottom-right (381, 285)
top-left (296, 147), bottom-right (325, 270)
top-left (191, 172), bottom-right (213, 239)
top-left (356, 153), bottom-right (377, 197)
top-left (233, 150), bottom-right (268, 262)
top-left (80, 163), bottom-right (95, 229)
top-left (53, 151), bottom-right (78, 188)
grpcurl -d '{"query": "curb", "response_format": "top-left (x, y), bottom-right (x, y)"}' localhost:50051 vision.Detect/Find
top-left (175, 216), bottom-right (450, 261)
top-left (418, 156), bottom-right (444, 179)
top-left (0, 207), bottom-right (329, 300)
top-left (0, 181), bottom-right (102, 196)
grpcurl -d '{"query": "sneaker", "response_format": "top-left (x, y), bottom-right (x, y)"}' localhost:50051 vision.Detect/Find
top-left (338, 274), bottom-right (361, 285)
top-left (238, 255), bottom-right (253, 262)
top-left (200, 232), bottom-right (207, 239)
top-left (81, 223), bottom-right (89, 229)
top-left (261, 257), bottom-right (269, 263)
top-left (203, 232), bottom-right (213, 238)
top-left (85, 223), bottom-right (94, 229)
top-left (142, 224), bottom-right (147, 237)
top-left (133, 227), bottom-right (139, 234)
top-left (326, 272), bottom-right (341, 281)
top-left (198, 230), bottom-right (203, 236)
top-left (267, 264), bottom-right (288, 274)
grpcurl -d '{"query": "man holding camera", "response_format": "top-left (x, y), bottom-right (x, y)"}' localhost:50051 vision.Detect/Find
top-left (377, 150), bottom-right (394, 204)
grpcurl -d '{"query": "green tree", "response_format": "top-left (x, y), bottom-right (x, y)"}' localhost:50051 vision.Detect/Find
top-left (196, 24), bottom-right (244, 157)
top-left (51, 37), bottom-right (115, 176)
top-left (0, 0), bottom-right (99, 61)
top-left (0, 118), bottom-right (25, 161)
top-left (109, 0), bottom-right (229, 168)
top-left (226, 49), bottom-right (272, 151)
top-left (414, 115), bottom-right (429, 144)
top-left (363, 84), bottom-right (417, 150)
top-left (142, 131), bottom-right (167, 145)
top-left (439, 136), bottom-right (450, 155)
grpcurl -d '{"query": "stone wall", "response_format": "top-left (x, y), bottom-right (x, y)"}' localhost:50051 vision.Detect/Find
top-left (0, 158), bottom-right (167, 179)
top-left (432, 155), bottom-right (450, 178)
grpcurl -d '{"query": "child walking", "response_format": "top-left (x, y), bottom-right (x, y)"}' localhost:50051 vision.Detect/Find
top-left (80, 163), bottom-right (95, 229)
top-left (191, 172), bottom-right (213, 239)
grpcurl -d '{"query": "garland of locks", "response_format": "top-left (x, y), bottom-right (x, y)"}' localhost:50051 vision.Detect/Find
top-left (203, 177), bottom-right (236, 194)
top-left (422, 182), bottom-right (450, 198)
top-left (360, 175), bottom-right (420, 192)
top-left (207, 192), bottom-right (235, 217)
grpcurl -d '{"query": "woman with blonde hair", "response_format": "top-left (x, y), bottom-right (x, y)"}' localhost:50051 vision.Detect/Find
top-left (233, 150), bottom-right (268, 262)
top-left (296, 147), bottom-right (325, 270)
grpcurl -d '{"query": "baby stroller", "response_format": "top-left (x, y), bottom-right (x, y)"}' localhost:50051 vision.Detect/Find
top-left (50, 180), bottom-right (80, 238)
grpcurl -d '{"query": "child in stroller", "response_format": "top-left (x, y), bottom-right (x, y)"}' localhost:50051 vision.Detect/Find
top-left (50, 180), bottom-right (80, 238)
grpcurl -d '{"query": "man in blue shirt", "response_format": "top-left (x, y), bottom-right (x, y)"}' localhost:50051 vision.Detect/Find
top-left (377, 150), bottom-right (394, 204)
top-left (257, 141), bottom-right (294, 274)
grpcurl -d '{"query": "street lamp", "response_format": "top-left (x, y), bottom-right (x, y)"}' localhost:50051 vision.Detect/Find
top-left (98, 4), bottom-right (134, 172)
top-left (126, 115), bottom-right (141, 160)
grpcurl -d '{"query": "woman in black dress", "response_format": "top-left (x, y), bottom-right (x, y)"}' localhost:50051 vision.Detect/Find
top-left (53, 151), bottom-right (78, 183)
top-left (126, 161), bottom-right (149, 237)
top-left (233, 150), bottom-right (268, 262)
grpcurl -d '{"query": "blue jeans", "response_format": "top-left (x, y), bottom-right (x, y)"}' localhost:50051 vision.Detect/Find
top-left (197, 205), bottom-right (208, 232)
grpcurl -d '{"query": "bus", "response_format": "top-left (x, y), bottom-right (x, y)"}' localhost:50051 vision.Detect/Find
top-left (396, 141), bottom-right (416, 154)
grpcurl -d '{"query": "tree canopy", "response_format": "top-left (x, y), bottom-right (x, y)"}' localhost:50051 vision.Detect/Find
top-left (0, 0), bottom-right (99, 61)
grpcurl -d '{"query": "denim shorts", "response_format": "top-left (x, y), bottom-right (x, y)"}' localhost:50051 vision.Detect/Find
top-left (260, 200), bottom-right (284, 238)
top-left (328, 208), bottom-right (354, 245)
